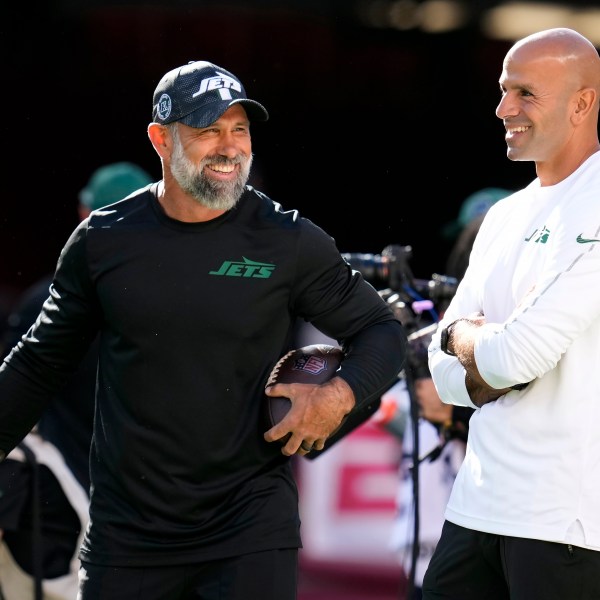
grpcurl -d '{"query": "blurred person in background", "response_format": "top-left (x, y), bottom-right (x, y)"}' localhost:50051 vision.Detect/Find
top-left (0, 161), bottom-right (153, 600)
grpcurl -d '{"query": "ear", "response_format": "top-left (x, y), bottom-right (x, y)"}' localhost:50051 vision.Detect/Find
top-left (147, 122), bottom-right (172, 159)
top-left (572, 88), bottom-right (597, 124)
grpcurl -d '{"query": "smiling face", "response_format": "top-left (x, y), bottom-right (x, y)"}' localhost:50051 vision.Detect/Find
top-left (496, 38), bottom-right (582, 165)
top-left (168, 104), bottom-right (253, 211)
top-left (495, 28), bottom-right (600, 185)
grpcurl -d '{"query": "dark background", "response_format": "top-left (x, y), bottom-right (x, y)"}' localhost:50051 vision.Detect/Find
top-left (0, 0), bottom-right (570, 297)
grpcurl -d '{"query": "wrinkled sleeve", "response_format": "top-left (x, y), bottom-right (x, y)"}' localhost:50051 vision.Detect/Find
top-left (474, 246), bottom-right (600, 389)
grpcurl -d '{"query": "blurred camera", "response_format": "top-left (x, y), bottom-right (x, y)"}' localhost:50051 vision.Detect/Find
top-left (342, 244), bottom-right (458, 320)
top-left (343, 244), bottom-right (459, 379)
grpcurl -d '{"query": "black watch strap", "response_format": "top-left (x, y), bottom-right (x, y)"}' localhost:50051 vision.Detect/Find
top-left (441, 319), bottom-right (462, 356)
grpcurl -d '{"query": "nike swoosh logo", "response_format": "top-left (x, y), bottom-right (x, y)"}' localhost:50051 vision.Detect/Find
top-left (576, 234), bottom-right (600, 244)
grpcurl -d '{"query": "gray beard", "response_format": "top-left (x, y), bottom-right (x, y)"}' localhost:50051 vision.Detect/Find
top-left (169, 129), bottom-right (252, 211)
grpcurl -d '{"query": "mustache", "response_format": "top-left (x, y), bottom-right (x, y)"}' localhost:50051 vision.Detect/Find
top-left (201, 155), bottom-right (246, 167)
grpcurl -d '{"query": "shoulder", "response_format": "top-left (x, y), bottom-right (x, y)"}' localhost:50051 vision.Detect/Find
top-left (242, 186), bottom-right (330, 239)
top-left (241, 186), bottom-right (341, 264)
top-left (86, 186), bottom-right (156, 229)
top-left (244, 186), bottom-right (299, 224)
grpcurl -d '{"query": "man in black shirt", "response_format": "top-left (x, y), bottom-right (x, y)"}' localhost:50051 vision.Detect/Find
top-left (0, 60), bottom-right (407, 600)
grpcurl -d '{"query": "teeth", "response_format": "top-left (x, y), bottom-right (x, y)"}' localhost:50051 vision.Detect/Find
top-left (508, 126), bottom-right (529, 133)
top-left (211, 165), bottom-right (235, 173)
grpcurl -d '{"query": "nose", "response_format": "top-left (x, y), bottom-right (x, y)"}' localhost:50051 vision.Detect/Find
top-left (215, 133), bottom-right (241, 158)
top-left (496, 93), bottom-right (517, 120)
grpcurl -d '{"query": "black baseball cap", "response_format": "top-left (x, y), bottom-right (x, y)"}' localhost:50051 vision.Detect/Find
top-left (152, 61), bottom-right (269, 128)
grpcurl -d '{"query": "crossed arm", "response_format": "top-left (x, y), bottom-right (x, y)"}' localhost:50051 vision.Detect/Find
top-left (443, 315), bottom-right (515, 408)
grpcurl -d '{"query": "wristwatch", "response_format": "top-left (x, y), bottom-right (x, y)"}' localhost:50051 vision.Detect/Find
top-left (440, 319), bottom-right (462, 356)
top-left (441, 318), bottom-right (532, 390)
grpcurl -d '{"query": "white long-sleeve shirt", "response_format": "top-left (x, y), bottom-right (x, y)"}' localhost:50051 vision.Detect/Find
top-left (428, 151), bottom-right (600, 550)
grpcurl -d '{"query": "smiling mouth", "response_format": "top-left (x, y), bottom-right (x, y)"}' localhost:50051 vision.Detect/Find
top-left (506, 125), bottom-right (530, 135)
top-left (209, 164), bottom-right (236, 174)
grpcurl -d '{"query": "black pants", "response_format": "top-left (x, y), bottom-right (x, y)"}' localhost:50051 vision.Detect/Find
top-left (422, 520), bottom-right (600, 600)
top-left (77, 549), bottom-right (298, 600)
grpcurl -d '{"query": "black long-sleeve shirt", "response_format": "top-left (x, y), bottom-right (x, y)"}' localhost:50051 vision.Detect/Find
top-left (0, 184), bottom-right (407, 567)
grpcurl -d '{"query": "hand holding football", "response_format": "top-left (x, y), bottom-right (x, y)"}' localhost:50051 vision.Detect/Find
top-left (264, 344), bottom-right (344, 430)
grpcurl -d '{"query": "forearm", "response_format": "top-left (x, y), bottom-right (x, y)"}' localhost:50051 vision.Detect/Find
top-left (338, 320), bottom-right (407, 410)
top-left (445, 317), bottom-right (513, 407)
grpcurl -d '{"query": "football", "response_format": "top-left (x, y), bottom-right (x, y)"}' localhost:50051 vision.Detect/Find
top-left (264, 344), bottom-right (344, 430)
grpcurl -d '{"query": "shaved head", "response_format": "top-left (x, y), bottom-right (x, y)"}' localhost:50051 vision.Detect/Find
top-left (506, 28), bottom-right (600, 102)
top-left (497, 28), bottom-right (600, 184)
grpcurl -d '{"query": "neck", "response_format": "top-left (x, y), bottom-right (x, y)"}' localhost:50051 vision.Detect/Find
top-left (536, 142), bottom-right (600, 186)
top-left (157, 179), bottom-right (227, 223)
